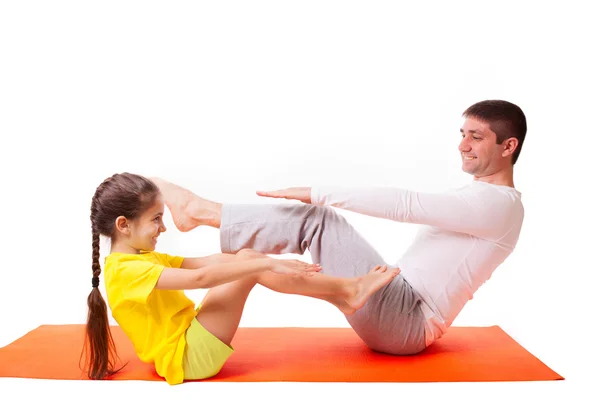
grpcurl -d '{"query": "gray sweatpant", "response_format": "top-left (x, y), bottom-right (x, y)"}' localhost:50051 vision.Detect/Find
top-left (220, 202), bottom-right (427, 355)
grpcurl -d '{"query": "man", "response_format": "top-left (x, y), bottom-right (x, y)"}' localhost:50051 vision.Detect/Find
top-left (153, 99), bottom-right (527, 355)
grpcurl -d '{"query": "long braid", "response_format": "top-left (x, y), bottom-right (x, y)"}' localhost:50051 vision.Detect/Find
top-left (92, 228), bottom-right (101, 279)
top-left (81, 196), bottom-right (124, 379)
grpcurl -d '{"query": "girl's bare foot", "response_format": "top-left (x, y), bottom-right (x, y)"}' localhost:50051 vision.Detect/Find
top-left (345, 265), bottom-right (400, 313)
top-left (150, 177), bottom-right (222, 231)
top-left (324, 294), bottom-right (359, 315)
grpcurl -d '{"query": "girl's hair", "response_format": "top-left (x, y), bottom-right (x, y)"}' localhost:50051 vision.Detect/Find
top-left (82, 172), bottom-right (160, 379)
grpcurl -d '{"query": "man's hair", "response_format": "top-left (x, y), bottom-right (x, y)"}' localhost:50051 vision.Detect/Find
top-left (462, 100), bottom-right (527, 164)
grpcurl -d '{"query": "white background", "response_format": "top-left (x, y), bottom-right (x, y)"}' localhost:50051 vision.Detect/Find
top-left (1, 1), bottom-right (598, 418)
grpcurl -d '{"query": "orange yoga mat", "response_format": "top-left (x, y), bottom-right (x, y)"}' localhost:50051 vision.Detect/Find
top-left (0, 325), bottom-right (562, 382)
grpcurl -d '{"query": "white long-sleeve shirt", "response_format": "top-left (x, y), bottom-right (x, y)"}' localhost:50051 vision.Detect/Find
top-left (311, 180), bottom-right (525, 346)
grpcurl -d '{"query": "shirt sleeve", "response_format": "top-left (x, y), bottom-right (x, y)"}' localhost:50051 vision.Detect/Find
top-left (159, 252), bottom-right (185, 269)
top-left (115, 259), bottom-right (165, 304)
top-left (311, 185), bottom-right (513, 240)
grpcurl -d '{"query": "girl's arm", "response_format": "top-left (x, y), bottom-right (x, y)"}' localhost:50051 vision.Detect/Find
top-left (155, 257), bottom-right (318, 290)
top-left (180, 253), bottom-right (237, 269)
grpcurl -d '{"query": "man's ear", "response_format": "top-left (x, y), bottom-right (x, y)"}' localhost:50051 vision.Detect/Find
top-left (502, 137), bottom-right (519, 158)
top-left (115, 216), bottom-right (131, 235)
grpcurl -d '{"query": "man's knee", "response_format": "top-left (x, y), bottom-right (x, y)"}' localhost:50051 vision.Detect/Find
top-left (305, 204), bottom-right (342, 224)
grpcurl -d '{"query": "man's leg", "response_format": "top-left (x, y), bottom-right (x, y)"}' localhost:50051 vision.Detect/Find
top-left (220, 202), bottom-right (426, 354)
top-left (220, 203), bottom-right (381, 276)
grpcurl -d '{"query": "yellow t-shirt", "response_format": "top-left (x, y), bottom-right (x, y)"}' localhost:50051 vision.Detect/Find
top-left (103, 251), bottom-right (196, 385)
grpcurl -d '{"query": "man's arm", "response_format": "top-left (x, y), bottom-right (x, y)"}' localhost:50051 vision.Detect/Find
top-left (258, 185), bottom-right (514, 240)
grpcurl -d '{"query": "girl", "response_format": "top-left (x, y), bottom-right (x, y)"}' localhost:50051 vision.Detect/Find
top-left (85, 172), bottom-right (399, 385)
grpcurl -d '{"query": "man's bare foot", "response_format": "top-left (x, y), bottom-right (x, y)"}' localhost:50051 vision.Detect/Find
top-left (150, 177), bottom-right (222, 231)
top-left (344, 265), bottom-right (400, 314)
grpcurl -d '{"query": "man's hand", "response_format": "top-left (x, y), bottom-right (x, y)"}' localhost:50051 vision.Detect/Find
top-left (256, 187), bottom-right (312, 204)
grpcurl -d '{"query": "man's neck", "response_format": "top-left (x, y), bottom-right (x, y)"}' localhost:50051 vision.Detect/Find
top-left (473, 166), bottom-right (515, 188)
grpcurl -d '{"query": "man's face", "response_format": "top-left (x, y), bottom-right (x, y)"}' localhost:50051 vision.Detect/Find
top-left (458, 117), bottom-right (506, 177)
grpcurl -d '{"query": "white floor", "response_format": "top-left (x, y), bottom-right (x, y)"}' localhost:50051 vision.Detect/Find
top-left (0, 375), bottom-right (593, 419)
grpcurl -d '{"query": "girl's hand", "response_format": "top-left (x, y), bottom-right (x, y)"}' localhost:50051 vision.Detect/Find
top-left (269, 258), bottom-right (322, 277)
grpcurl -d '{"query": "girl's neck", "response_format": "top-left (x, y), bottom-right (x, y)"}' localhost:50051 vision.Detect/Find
top-left (110, 241), bottom-right (140, 254)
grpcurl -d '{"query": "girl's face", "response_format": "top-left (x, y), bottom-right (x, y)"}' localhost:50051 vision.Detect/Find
top-left (127, 195), bottom-right (167, 252)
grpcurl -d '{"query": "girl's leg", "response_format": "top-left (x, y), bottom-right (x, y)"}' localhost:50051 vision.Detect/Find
top-left (234, 249), bottom-right (398, 315)
top-left (192, 249), bottom-right (277, 345)
top-left (194, 277), bottom-right (256, 346)
top-left (195, 249), bottom-right (399, 344)
top-left (205, 249), bottom-right (399, 315)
